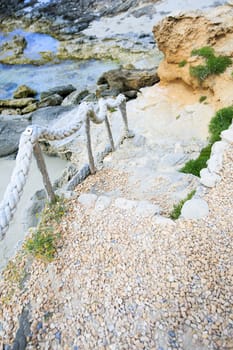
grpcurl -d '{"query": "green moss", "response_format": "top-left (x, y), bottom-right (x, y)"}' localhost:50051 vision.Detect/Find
top-left (179, 60), bottom-right (187, 67)
top-left (170, 190), bottom-right (196, 220)
top-left (199, 95), bottom-right (207, 103)
top-left (24, 197), bottom-right (66, 262)
top-left (180, 106), bottom-right (233, 177)
top-left (180, 144), bottom-right (212, 177)
top-left (209, 106), bottom-right (233, 143)
top-left (190, 46), bottom-right (232, 81)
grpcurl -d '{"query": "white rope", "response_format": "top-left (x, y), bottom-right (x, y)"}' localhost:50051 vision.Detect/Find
top-left (0, 94), bottom-right (128, 239)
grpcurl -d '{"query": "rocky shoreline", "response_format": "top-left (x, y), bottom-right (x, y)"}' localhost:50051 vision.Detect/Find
top-left (1, 1), bottom-right (233, 349)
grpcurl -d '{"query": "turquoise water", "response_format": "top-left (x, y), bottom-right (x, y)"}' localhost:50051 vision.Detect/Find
top-left (0, 29), bottom-right (59, 60)
top-left (0, 59), bottom-right (118, 99)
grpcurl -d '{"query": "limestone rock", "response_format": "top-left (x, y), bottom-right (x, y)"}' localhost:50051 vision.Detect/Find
top-left (0, 34), bottom-right (27, 61)
top-left (13, 85), bottom-right (37, 99)
top-left (114, 197), bottom-right (138, 210)
top-left (207, 153), bottom-right (223, 174)
top-left (153, 215), bottom-right (175, 226)
top-left (0, 98), bottom-right (36, 108)
top-left (38, 94), bottom-right (63, 108)
top-left (211, 140), bottom-right (228, 155)
top-left (135, 200), bottom-right (160, 217)
top-left (78, 193), bottom-right (97, 208)
top-left (181, 198), bottom-right (209, 219)
top-left (221, 129), bottom-right (233, 143)
top-left (200, 168), bottom-right (221, 188)
top-left (61, 89), bottom-right (89, 106)
top-left (95, 196), bottom-right (112, 211)
top-left (40, 84), bottom-right (76, 99)
top-left (0, 115), bottom-right (30, 156)
top-left (21, 103), bottom-right (38, 114)
top-left (0, 108), bottom-right (20, 115)
top-left (30, 105), bottom-right (75, 126)
top-left (97, 67), bottom-right (159, 92)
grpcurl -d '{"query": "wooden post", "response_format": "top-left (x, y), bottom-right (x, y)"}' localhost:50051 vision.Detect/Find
top-left (119, 101), bottom-right (129, 136)
top-left (85, 117), bottom-right (96, 174)
top-left (105, 115), bottom-right (115, 151)
top-left (33, 141), bottom-right (56, 203)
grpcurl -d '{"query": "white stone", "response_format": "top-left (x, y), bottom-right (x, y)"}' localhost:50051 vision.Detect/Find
top-left (221, 129), bottom-right (233, 143)
top-left (95, 195), bottom-right (112, 211)
top-left (135, 201), bottom-right (160, 217)
top-left (200, 168), bottom-right (221, 188)
top-left (78, 193), bottom-right (97, 208)
top-left (114, 197), bottom-right (138, 210)
top-left (207, 153), bottom-right (223, 174)
top-left (181, 198), bottom-right (209, 219)
top-left (211, 140), bottom-right (228, 155)
top-left (153, 215), bottom-right (175, 226)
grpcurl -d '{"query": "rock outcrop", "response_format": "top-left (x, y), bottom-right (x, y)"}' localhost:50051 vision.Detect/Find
top-left (97, 67), bottom-right (159, 93)
top-left (153, 5), bottom-right (233, 107)
top-left (0, 115), bottom-right (30, 156)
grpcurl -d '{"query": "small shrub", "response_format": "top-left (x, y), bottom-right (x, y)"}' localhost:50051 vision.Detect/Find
top-left (207, 55), bottom-right (232, 75)
top-left (199, 95), bottom-right (207, 103)
top-left (190, 65), bottom-right (210, 81)
top-left (191, 46), bottom-right (215, 59)
top-left (190, 46), bottom-right (232, 81)
top-left (170, 190), bottom-right (196, 220)
top-left (179, 60), bottom-right (187, 67)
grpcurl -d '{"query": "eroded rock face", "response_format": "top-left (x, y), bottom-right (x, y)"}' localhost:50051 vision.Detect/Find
top-left (153, 5), bottom-right (233, 106)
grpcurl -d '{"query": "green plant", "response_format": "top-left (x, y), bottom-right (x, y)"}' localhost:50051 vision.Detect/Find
top-left (180, 144), bottom-right (212, 177)
top-left (190, 46), bottom-right (232, 81)
top-left (170, 190), bottom-right (196, 220)
top-left (24, 197), bottom-right (66, 262)
top-left (191, 46), bottom-right (215, 59)
top-left (199, 95), bottom-right (207, 103)
top-left (179, 60), bottom-right (187, 67)
top-left (180, 106), bottom-right (233, 177)
top-left (209, 106), bottom-right (233, 143)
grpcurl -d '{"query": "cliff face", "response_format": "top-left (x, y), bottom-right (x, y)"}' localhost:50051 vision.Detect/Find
top-left (153, 5), bottom-right (233, 107)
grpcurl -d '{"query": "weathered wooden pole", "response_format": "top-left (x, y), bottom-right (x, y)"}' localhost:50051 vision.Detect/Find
top-left (85, 117), bottom-right (96, 174)
top-left (33, 141), bottom-right (56, 203)
top-left (105, 115), bottom-right (115, 151)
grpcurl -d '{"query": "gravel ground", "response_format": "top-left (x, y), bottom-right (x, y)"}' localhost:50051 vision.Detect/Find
top-left (0, 146), bottom-right (233, 349)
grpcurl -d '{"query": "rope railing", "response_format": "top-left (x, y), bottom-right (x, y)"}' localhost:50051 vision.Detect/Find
top-left (0, 94), bottom-right (129, 240)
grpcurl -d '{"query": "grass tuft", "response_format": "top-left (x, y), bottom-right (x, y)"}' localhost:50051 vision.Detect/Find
top-left (180, 106), bottom-right (233, 177)
top-left (179, 60), bottom-right (187, 67)
top-left (170, 190), bottom-right (196, 220)
top-left (199, 95), bottom-right (207, 103)
top-left (24, 196), bottom-right (66, 262)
